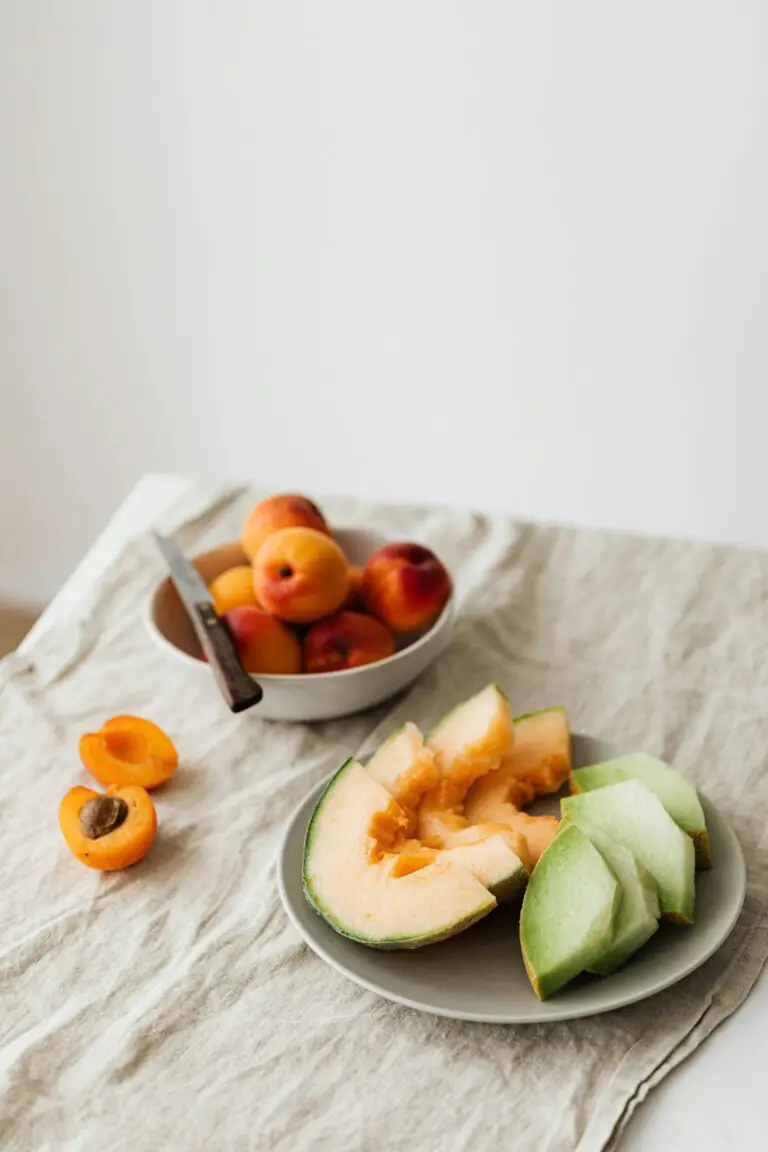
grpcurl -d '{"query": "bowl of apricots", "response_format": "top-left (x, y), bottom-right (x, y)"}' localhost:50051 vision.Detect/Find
top-left (146, 494), bottom-right (455, 721)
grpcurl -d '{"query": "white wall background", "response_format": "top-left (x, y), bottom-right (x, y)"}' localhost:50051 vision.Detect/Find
top-left (1, 1), bottom-right (766, 604)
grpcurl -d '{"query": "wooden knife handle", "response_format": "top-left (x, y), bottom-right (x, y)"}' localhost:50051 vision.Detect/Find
top-left (195, 603), bottom-right (263, 713)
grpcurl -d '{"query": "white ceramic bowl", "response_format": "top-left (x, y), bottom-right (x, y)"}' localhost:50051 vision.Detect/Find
top-left (145, 527), bottom-right (455, 722)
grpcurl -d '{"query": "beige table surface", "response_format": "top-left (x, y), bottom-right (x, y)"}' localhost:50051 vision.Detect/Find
top-left (19, 474), bottom-right (768, 1151)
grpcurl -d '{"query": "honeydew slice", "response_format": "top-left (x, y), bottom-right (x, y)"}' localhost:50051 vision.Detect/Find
top-left (519, 824), bottom-right (621, 1000)
top-left (303, 760), bottom-right (496, 948)
top-left (562, 780), bottom-right (696, 924)
top-left (571, 753), bottom-right (711, 869)
top-left (580, 831), bottom-right (660, 974)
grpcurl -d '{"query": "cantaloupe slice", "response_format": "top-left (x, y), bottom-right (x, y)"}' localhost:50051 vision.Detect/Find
top-left (562, 780), bottom-right (696, 924)
top-left (416, 779), bottom-right (474, 845)
top-left (412, 686), bottom-right (532, 873)
top-left (464, 707), bottom-right (572, 865)
top-left (438, 836), bottom-right (528, 900)
top-left (415, 777), bottom-right (533, 875)
top-left (426, 684), bottom-right (514, 787)
top-left (304, 759), bottom-right (501, 948)
top-left (387, 833), bottom-right (528, 901)
top-left (571, 753), bottom-right (711, 869)
top-left (366, 722), bottom-right (439, 812)
top-left (519, 824), bottom-right (621, 1000)
top-left (579, 831), bottom-right (660, 975)
top-left (505, 706), bottom-right (572, 798)
top-left (364, 708), bottom-right (531, 894)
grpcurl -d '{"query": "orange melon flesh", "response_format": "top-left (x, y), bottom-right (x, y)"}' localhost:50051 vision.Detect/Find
top-left (462, 705), bottom-right (571, 866)
top-left (416, 778), bottom-right (532, 873)
top-left (436, 836), bottom-right (528, 900)
top-left (366, 722), bottom-right (439, 816)
top-left (463, 706), bottom-right (572, 865)
top-left (415, 687), bottom-right (532, 874)
top-left (469, 706), bottom-right (572, 807)
top-left (303, 759), bottom-right (497, 948)
top-left (364, 715), bottom-right (530, 895)
top-left (416, 779), bottom-right (467, 843)
top-left (426, 684), bottom-right (514, 788)
top-left (389, 833), bottom-right (528, 899)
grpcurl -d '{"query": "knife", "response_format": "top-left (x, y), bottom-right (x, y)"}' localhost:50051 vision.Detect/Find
top-left (152, 532), bottom-right (263, 713)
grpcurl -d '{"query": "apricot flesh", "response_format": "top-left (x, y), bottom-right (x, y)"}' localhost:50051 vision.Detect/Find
top-left (79, 716), bottom-right (178, 791)
top-left (59, 785), bottom-right (157, 870)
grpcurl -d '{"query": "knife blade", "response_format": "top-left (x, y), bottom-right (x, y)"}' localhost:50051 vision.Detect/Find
top-left (152, 531), bottom-right (263, 713)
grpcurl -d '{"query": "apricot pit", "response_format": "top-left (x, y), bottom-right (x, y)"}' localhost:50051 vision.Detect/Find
top-left (80, 794), bottom-right (128, 839)
top-left (59, 785), bottom-right (157, 870)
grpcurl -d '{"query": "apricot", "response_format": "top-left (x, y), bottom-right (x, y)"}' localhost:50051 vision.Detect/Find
top-left (241, 493), bottom-right (331, 562)
top-left (253, 527), bottom-right (350, 624)
top-left (224, 605), bottom-right (302, 674)
top-left (304, 610), bottom-right (396, 673)
top-left (209, 565), bottom-right (259, 615)
top-left (79, 716), bottom-right (178, 791)
top-left (342, 564), bottom-right (365, 611)
top-left (59, 784), bottom-right (157, 870)
top-left (362, 542), bottom-right (452, 633)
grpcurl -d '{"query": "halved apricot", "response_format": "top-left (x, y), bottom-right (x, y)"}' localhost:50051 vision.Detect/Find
top-left (79, 715), bottom-right (178, 791)
top-left (59, 785), bottom-right (157, 870)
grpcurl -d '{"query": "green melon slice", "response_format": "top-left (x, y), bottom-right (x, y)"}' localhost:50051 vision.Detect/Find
top-left (571, 753), bottom-right (711, 869)
top-left (562, 780), bottom-right (696, 924)
top-left (304, 759), bottom-right (496, 948)
top-left (578, 831), bottom-right (660, 974)
top-left (365, 722), bottom-right (439, 812)
top-left (426, 684), bottom-right (514, 787)
top-left (519, 824), bottom-right (621, 1000)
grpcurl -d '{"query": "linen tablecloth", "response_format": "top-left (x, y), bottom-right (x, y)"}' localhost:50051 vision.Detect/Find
top-left (3, 484), bottom-right (767, 1151)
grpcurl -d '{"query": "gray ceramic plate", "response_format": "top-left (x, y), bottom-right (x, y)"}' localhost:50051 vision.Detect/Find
top-left (277, 734), bottom-right (746, 1022)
